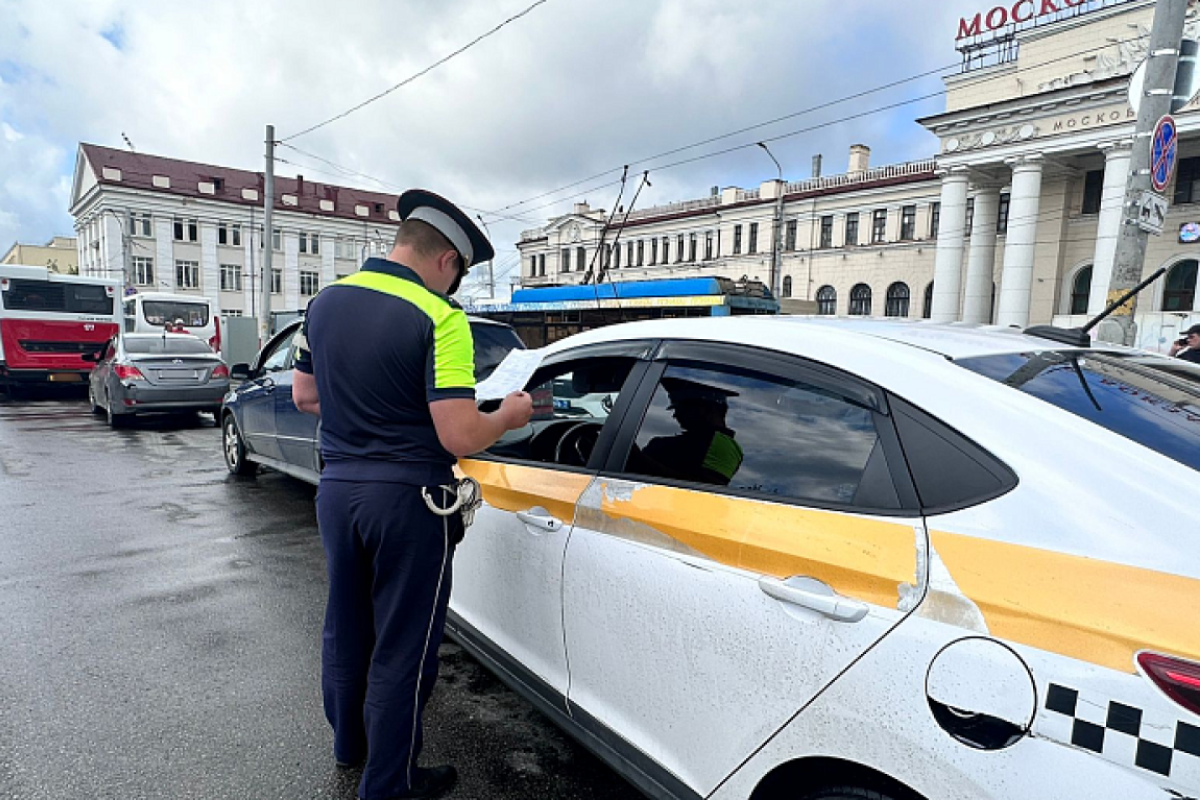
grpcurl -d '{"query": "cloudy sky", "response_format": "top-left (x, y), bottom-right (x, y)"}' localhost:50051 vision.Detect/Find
top-left (1, 0), bottom-right (984, 292)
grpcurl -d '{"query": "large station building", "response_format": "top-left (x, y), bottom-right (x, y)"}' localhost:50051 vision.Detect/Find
top-left (513, 0), bottom-right (1200, 350)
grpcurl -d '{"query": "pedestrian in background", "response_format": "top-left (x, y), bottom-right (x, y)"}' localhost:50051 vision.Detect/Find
top-left (293, 189), bottom-right (533, 800)
top-left (1169, 323), bottom-right (1200, 364)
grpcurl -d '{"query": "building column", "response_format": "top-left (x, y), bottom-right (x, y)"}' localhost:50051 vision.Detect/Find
top-left (930, 167), bottom-right (970, 322)
top-left (1087, 140), bottom-right (1134, 315)
top-left (962, 185), bottom-right (1001, 324)
top-left (996, 155), bottom-right (1044, 328)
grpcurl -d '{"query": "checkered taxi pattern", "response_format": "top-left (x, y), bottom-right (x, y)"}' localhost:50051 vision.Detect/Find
top-left (1041, 683), bottom-right (1200, 784)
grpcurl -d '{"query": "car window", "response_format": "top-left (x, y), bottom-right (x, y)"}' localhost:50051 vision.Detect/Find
top-left (471, 322), bottom-right (525, 382)
top-left (124, 337), bottom-right (214, 355)
top-left (259, 330), bottom-right (297, 374)
top-left (957, 351), bottom-right (1200, 471)
top-left (621, 363), bottom-right (886, 507)
top-left (483, 355), bottom-right (638, 468)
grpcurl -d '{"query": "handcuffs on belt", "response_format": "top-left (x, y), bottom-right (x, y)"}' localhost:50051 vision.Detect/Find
top-left (421, 476), bottom-right (483, 536)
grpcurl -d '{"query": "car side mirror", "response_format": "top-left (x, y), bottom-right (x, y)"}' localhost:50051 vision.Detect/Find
top-left (230, 363), bottom-right (252, 381)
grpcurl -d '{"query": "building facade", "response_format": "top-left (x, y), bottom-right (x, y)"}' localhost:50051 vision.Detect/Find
top-left (1, 236), bottom-right (79, 274)
top-left (516, 0), bottom-right (1200, 350)
top-left (69, 144), bottom-right (401, 318)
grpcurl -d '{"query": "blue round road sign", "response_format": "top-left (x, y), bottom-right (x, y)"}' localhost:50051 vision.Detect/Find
top-left (1152, 115), bottom-right (1178, 193)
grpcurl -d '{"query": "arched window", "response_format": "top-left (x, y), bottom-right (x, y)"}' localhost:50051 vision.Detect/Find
top-left (1163, 259), bottom-right (1198, 311)
top-left (923, 282), bottom-right (934, 319)
top-left (816, 285), bottom-right (836, 315)
top-left (1070, 265), bottom-right (1092, 315)
top-left (782, 275), bottom-right (793, 298)
top-left (885, 282), bottom-right (910, 317)
top-left (849, 283), bottom-right (872, 316)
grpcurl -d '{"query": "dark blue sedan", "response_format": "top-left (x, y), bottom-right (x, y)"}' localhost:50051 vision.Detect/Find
top-left (220, 316), bottom-right (525, 483)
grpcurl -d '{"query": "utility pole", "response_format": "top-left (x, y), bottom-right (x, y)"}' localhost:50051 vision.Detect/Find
top-left (475, 214), bottom-right (496, 299)
top-left (260, 124), bottom-right (275, 342)
top-left (1107, 0), bottom-right (1189, 346)
top-left (758, 143), bottom-right (785, 303)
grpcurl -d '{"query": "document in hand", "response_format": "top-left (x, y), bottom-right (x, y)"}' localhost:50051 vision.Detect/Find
top-left (475, 347), bottom-right (546, 401)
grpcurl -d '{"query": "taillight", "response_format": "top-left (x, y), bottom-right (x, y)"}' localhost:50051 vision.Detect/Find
top-left (1137, 652), bottom-right (1200, 716)
top-left (211, 364), bottom-right (229, 379)
top-left (113, 364), bottom-right (145, 381)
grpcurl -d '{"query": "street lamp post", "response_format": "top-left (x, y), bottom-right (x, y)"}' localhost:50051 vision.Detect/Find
top-left (758, 143), bottom-right (785, 303)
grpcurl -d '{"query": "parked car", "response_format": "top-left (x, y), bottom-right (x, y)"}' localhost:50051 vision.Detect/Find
top-left (445, 316), bottom-right (1200, 800)
top-left (221, 316), bottom-right (525, 483)
top-left (87, 332), bottom-right (229, 427)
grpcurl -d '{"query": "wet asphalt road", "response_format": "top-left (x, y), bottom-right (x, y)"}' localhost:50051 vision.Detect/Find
top-left (0, 391), bottom-right (638, 800)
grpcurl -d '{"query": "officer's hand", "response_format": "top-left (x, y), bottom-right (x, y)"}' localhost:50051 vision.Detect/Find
top-left (498, 391), bottom-right (534, 430)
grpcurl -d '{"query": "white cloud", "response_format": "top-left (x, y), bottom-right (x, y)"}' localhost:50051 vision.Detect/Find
top-left (0, 0), bottom-right (986, 263)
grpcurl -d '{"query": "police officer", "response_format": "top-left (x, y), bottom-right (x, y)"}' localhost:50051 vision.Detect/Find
top-left (293, 189), bottom-right (533, 800)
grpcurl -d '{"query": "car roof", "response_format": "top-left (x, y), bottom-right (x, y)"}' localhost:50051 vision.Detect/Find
top-left (545, 315), bottom-right (1133, 360)
top-left (123, 332), bottom-right (205, 340)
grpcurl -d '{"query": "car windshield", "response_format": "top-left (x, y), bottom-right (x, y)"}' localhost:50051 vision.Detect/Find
top-left (142, 300), bottom-right (210, 327)
top-left (472, 323), bottom-right (525, 382)
top-left (125, 336), bottom-right (214, 355)
top-left (957, 350), bottom-right (1200, 471)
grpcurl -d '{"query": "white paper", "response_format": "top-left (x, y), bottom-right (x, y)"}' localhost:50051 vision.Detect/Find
top-left (475, 347), bottom-right (546, 401)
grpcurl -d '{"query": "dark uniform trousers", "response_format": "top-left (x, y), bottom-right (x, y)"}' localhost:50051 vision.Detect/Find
top-left (317, 476), bottom-right (461, 800)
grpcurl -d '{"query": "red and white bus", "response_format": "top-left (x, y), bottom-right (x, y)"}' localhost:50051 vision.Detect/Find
top-left (0, 265), bottom-right (121, 389)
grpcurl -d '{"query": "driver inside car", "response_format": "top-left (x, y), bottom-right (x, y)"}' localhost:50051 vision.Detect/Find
top-left (631, 377), bottom-right (744, 486)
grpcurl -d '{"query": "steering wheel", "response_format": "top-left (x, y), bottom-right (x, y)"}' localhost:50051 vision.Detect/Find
top-left (528, 420), bottom-right (584, 463)
top-left (554, 421), bottom-right (603, 467)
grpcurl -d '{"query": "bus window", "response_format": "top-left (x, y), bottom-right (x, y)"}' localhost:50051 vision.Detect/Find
top-left (142, 300), bottom-right (210, 327)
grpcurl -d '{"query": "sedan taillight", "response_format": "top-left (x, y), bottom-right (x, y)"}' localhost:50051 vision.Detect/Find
top-left (1137, 652), bottom-right (1200, 716)
top-left (211, 364), bottom-right (230, 379)
top-left (113, 364), bottom-right (146, 381)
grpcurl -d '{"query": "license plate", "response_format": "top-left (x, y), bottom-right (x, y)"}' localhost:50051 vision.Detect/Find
top-left (48, 373), bottom-right (82, 383)
top-left (158, 369), bottom-right (198, 380)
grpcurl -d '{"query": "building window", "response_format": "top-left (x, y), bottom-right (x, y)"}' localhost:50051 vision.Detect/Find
top-left (885, 282), bottom-right (911, 317)
top-left (996, 193), bottom-right (1011, 233)
top-left (132, 256), bottom-right (154, 286)
top-left (561, 248), bottom-right (571, 272)
top-left (782, 275), bottom-right (792, 298)
top-left (733, 225), bottom-right (743, 255)
top-left (676, 234), bottom-right (684, 262)
top-left (219, 263), bottom-right (242, 292)
top-left (218, 223), bottom-right (242, 247)
top-left (705, 231), bottom-right (714, 260)
top-left (1082, 170), bottom-right (1104, 214)
top-left (900, 205), bottom-right (916, 240)
top-left (336, 238), bottom-right (358, 260)
top-left (929, 203), bottom-right (940, 239)
top-left (1163, 259), bottom-right (1198, 311)
top-left (623, 241), bottom-right (631, 267)
top-left (612, 244), bottom-right (621, 270)
top-left (298, 232), bottom-right (320, 255)
top-left (174, 218), bottom-right (198, 242)
top-left (272, 228), bottom-right (282, 251)
top-left (1176, 157), bottom-right (1200, 204)
top-left (748, 223), bottom-right (758, 254)
top-left (271, 268), bottom-right (282, 294)
top-left (538, 254), bottom-right (546, 276)
top-left (849, 283), bottom-right (872, 315)
top-left (844, 213), bottom-right (859, 247)
top-left (128, 211), bottom-right (152, 237)
top-left (689, 233), bottom-right (698, 262)
top-left (529, 256), bottom-right (537, 277)
top-left (576, 246), bottom-right (586, 272)
top-left (1070, 265), bottom-right (1093, 315)
top-left (300, 270), bottom-right (319, 296)
top-left (871, 210), bottom-right (886, 244)
top-left (816, 285), bottom-right (836, 315)
top-left (819, 216), bottom-right (834, 249)
top-left (650, 238), bottom-right (657, 265)
top-left (300, 233), bottom-right (310, 254)
top-left (175, 260), bottom-right (200, 289)
top-left (965, 198), bottom-right (975, 233)
top-left (224, 308), bottom-right (243, 317)
top-left (923, 282), bottom-right (934, 319)
top-left (662, 236), bottom-right (670, 263)
top-left (785, 220), bottom-right (798, 251)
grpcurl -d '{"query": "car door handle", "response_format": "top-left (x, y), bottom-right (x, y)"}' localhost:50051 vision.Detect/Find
top-left (261, 377), bottom-right (276, 393)
top-left (516, 509), bottom-right (564, 534)
top-left (758, 576), bottom-right (869, 623)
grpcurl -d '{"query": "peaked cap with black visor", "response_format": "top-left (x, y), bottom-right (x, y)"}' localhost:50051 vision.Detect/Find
top-left (397, 189), bottom-right (494, 297)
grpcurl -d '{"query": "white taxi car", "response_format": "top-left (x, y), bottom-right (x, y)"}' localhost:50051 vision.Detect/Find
top-left (447, 316), bottom-right (1200, 800)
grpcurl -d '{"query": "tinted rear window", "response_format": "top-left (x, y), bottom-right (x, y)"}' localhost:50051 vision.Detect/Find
top-left (957, 351), bottom-right (1200, 471)
top-left (2, 279), bottom-right (114, 314)
top-left (472, 323), bottom-right (525, 381)
top-left (142, 301), bottom-right (210, 327)
top-left (125, 337), bottom-right (214, 355)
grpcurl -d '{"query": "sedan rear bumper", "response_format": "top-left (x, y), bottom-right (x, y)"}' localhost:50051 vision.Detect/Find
top-left (111, 382), bottom-right (230, 413)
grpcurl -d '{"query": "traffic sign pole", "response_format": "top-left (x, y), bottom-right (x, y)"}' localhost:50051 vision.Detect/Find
top-left (1106, 0), bottom-right (1189, 347)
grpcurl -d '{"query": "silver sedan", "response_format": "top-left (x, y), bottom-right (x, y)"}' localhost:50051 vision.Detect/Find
top-left (87, 332), bottom-right (230, 427)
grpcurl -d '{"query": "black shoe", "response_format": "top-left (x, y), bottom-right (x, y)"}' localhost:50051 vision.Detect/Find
top-left (392, 765), bottom-right (457, 799)
top-left (336, 755), bottom-right (365, 770)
